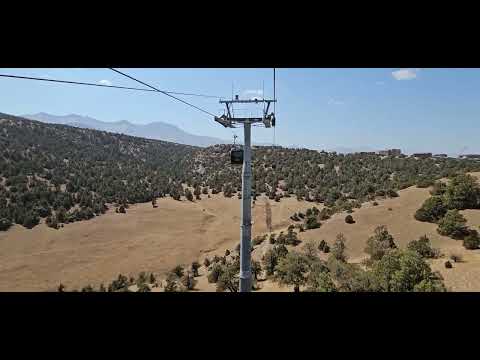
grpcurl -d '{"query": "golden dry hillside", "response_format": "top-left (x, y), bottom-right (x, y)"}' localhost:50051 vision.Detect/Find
top-left (1, 173), bottom-right (479, 292)
top-left (191, 172), bottom-right (480, 292)
top-left (0, 194), bottom-right (308, 291)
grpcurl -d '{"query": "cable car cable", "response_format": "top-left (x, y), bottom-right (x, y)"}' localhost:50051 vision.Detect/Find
top-left (0, 73), bottom-right (222, 98)
top-left (109, 68), bottom-right (217, 118)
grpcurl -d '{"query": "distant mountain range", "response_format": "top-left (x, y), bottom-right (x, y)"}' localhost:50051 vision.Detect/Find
top-left (22, 113), bottom-right (229, 147)
top-left (20, 113), bottom-right (431, 155)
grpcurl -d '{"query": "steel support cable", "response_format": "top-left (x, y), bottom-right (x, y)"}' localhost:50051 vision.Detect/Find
top-left (0, 73), bottom-right (222, 98)
top-left (109, 68), bottom-right (217, 117)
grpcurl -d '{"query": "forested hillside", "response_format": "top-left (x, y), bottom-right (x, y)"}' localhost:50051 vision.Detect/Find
top-left (0, 113), bottom-right (196, 230)
top-left (2, 112), bottom-right (480, 231)
top-left (195, 145), bottom-right (480, 205)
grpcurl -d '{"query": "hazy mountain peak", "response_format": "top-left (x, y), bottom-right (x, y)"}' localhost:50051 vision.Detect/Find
top-left (22, 112), bottom-right (228, 147)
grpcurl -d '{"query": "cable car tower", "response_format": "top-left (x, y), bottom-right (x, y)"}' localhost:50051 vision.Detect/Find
top-left (214, 91), bottom-right (276, 292)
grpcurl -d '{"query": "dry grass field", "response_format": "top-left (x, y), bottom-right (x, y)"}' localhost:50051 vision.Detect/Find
top-left (1, 173), bottom-right (480, 292)
top-left (0, 194), bottom-right (308, 291)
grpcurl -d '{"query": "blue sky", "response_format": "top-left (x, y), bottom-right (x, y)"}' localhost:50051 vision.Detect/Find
top-left (0, 68), bottom-right (478, 155)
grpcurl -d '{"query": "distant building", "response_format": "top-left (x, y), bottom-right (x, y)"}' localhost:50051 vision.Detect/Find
top-left (412, 153), bottom-right (433, 159)
top-left (434, 154), bottom-right (448, 158)
top-left (359, 151), bottom-right (376, 155)
top-left (460, 154), bottom-right (480, 159)
top-left (378, 149), bottom-right (402, 156)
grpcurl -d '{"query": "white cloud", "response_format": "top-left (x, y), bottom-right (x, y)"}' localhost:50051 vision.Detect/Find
top-left (327, 98), bottom-right (344, 105)
top-left (391, 68), bottom-right (421, 80)
top-left (242, 89), bottom-right (264, 100)
top-left (98, 79), bottom-right (112, 86)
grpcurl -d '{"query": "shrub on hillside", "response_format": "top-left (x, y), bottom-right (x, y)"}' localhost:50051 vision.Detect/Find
top-left (302, 240), bottom-right (319, 261)
top-left (463, 229), bottom-right (480, 250)
top-left (149, 273), bottom-right (156, 284)
top-left (262, 248), bottom-right (278, 276)
top-left (296, 224), bottom-right (305, 232)
top-left (414, 196), bottom-right (447, 223)
top-left (0, 218), bottom-right (12, 231)
top-left (164, 273), bottom-right (178, 292)
top-left (305, 216), bottom-right (321, 230)
top-left (172, 265), bottom-right (185, 278)
top-left (331, 233), bottom-right (348, 262)
top-left (185, 189), bottom-right (194, 202)
top-left (207, 264), bottom-right (223, 283)
top-left (262, 244), bottom-right (289, 276)
top-left (108, 274), bottom-right (129, 292)
top-left (136, 272), bottom-right (147, 286)
top-left (318, 240), bottom-right (326, 252)
top-left (430, 181), bottom-right (447, 196)
top-left (275, 244), bottom-right (289, 259)
top-left (138, 283), bottom-right (151, 292)
top-left (180, 273), bottom-right (196, 290)
top-left (216, 264), bottom-right (239, 292)
top-left (416, 177), bottom-right (435, 188)
top-left (81, 285), bottom-right (94, 292)
top-left (46, 215), bottom-right (59, 229)
top-left (290, 213), bottom-right (300, 221)
top-left (269, 233), bottom-right (276, 244)
top-left (373, 249), bottom-right (446, 292)
top-left (305, 269), bottom-right (337, 292)
top-left (437, 209), bottom-right (468, 239)
top-left (364, 225), bottom-right (397, 261)
top-left (191, 261), bottom-right (201, 277)
top-left (345, 215), bottom-right (355, 224)
top-left (407, 235), bottom-right (438, 259)
top-left (274, 252), bottom-right (310, 292)
top-left (285, 228), bottom-right (301, 245)
top-left (387, 189), bottom-right (399, 198)
top-left (22, 212), bottom-right (40, 229)
top-left (251, 260), bottom-right (262, 280)
top-left (319, 209), bottom-right (331, 220)
top-left (252, 235), bottom-right (266, 246)
top-left (276, 231), bottom-right (286, 245)
top-left (444, 260), bottom-right (453, 269)
top-left (443, 174), bottom-right (480, 210)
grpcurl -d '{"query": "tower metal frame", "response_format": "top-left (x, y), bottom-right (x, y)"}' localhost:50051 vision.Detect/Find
top-left (215, 98), bottom-right (276, 292)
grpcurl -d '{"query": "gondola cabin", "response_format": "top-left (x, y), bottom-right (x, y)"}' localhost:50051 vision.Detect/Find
top-left (230, 148), bottom-right (244, 165)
